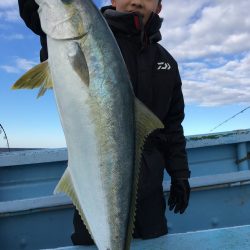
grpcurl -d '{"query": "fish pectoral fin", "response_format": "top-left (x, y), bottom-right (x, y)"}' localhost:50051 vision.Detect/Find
top-left (125, 97), bottom-right (164, 250)
top-left (67, 42), bottom-right (89, 86)
top-left (54, 167), bottom-right (93, 241)
top-left (11, 60), bottom-right (53, 98)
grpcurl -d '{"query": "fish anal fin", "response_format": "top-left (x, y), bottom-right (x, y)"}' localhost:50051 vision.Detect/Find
top-left (11, 60), bottom-right (53, 98)
top-left (54, 167), bottom-right (94, 241)
top-left (125, 97), bottom-right (164, 249)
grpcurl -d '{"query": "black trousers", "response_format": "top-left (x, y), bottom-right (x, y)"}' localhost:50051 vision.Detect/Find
top-left (71, 189), bottom-right (168, 245)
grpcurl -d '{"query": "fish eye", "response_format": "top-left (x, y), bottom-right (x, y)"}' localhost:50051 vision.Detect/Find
top-left (61, 0), bottom-right (72, 4)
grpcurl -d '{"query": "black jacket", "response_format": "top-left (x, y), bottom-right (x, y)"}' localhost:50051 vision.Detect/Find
top-left (18, 1), bottom-right (190, 239)
top-left (18, 1), bottom-right (190, 192)
top-left (102, 8), bottom-right (190, 181)
top-left (18, 0), bottom-right (48, 61)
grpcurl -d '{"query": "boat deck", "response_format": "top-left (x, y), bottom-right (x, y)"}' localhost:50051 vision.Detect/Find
top-left (1, 129), bottom-right (250, 249)
top-left (46, 225), bottom-right (250, 250)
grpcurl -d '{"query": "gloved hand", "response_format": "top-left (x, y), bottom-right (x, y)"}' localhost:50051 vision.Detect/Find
top-left (168, 178), bottom-right (190, 214)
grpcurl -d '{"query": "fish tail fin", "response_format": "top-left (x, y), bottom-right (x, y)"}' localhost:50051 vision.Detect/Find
top-left (125, 98), bottom-right (164, 250)
top-left (54, 168), bottom-right (93, 241)
top-left (11, 60), bottom-right (53, 98)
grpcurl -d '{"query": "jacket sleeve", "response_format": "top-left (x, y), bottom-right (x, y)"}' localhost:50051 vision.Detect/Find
top-left (162, 66), bottom-right (191, 179)
top-left (18, 0), bottom-right (45, 36)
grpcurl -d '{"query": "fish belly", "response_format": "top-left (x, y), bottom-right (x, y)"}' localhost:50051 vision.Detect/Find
top-left (48, 37), bottom-right (134, 250)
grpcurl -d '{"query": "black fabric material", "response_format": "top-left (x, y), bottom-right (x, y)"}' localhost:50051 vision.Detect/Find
top-left (102, 7), bottom-right (190, 180)
top-left (133, 188), bottom-right (168, 239)
top-left (71, 210), bottom-right (94, 246)
top-left (18, 1), bottom-right (191, 243)
top-left (18, 0), bottom-right (48, 62)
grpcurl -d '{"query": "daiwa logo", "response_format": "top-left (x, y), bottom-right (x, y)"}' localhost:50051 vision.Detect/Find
top-left (157, 62), bottom-right (171, 70)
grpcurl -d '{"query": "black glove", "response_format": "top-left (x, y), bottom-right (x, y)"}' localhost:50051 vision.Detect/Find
top-left (168, 178), bottom-right (190, 214)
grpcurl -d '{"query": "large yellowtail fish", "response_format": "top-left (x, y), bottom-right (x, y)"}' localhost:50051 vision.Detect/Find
top-left (12, 0), bottom-right (163, 249)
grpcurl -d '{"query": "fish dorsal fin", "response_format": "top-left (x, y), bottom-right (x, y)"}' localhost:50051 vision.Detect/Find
top-left (54, 167), bottom-right (93, 240)
top-left (11, 60), bottom-right (53, 98)
top-left (125, 97), bottom-right (164, 250)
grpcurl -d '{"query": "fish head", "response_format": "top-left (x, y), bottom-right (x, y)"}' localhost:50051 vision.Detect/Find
top-left (35, 0), bottom-right (88, 40)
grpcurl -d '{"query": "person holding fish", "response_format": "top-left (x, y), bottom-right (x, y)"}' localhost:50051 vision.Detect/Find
top-left (18, 0), bottom-right (191, 247)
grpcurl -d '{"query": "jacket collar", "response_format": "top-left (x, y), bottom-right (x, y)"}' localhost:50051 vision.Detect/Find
top-left (101, 6), bottom-right (163, 47)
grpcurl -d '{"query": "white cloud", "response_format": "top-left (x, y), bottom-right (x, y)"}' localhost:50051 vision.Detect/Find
top-left (159, 0), bottom-right (250, 107)
top-left (16, 58), bottom-right (37, 71)
top-left (0, 0), bottom-right (21, 22)
top-left (1, 57), bottom-right (37, 74)
top-left (180, 53), bottom-right (250, 106)
top-left (0, 33), bottom-right (24, 40)
top-left (5, 8), bottom-right (20, 21)
top-left (0, 0), bottom-right (17, 9)
top-left (0, 65), bottom-right (19, 73)
top-left (161, 0), bottom-right (250, 59)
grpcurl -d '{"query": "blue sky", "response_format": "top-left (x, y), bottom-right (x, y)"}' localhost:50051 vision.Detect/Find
top-left (0, 0), bottom-right (250, 148)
